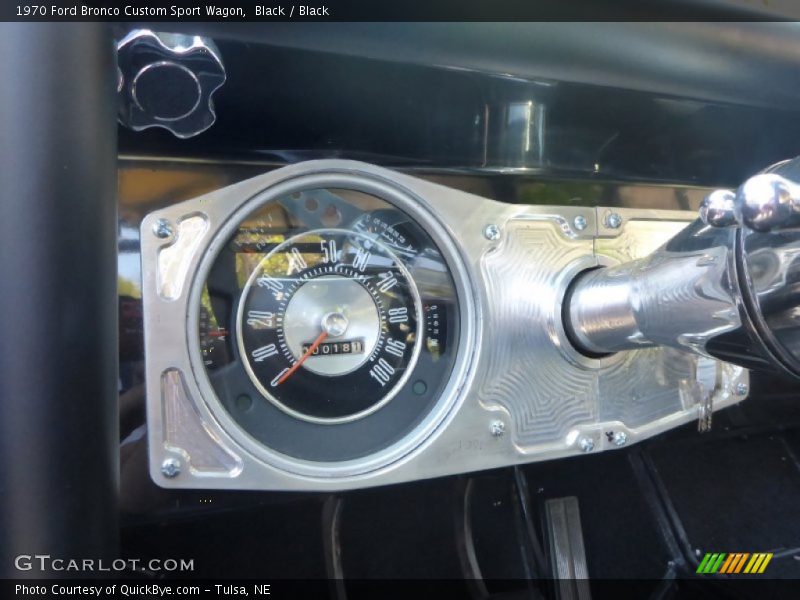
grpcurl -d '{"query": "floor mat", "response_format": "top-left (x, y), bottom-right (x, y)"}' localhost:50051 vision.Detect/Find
top-left (646, 430), bottom-right (800, 579)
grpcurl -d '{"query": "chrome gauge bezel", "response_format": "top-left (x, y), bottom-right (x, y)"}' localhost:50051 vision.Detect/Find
top-left (184, 169), bottom-right (478, 479)
top-left (234, 227), bottom-right (425, 425)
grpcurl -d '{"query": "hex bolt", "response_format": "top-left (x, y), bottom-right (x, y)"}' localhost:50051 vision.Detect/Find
top-left (604, 212), bottom-right (623, 229)
top-left (578, 437), bottom-right (595, 452)
top-left (161, 457), bottom-right (181, 478)
top-left (573, 215), bottom-right (588, 231)
top-left (490, 420), bottom-right (505, 437)
top-left (484, 224), bottom-right (501, 241)
top-left (613, 431), bottom-right (628, 447)
top-left (153, 218), bottom-right (174, 239)
top-left (735, 382), bottom-right (749, 397)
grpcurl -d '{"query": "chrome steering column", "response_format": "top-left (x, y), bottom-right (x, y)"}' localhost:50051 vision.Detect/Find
top-left (566, 157), bottom-right (800, 379)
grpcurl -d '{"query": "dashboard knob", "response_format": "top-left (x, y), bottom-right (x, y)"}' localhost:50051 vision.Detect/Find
top-left (117, 30), bottom-right (225, 139)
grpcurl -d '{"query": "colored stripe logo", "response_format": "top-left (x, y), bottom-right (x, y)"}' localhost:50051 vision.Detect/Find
top-left (696, 552), bottom-right (773, 574)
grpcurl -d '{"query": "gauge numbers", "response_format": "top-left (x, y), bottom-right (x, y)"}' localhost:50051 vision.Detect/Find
top-left (237, 229), bottom-right (421, 423)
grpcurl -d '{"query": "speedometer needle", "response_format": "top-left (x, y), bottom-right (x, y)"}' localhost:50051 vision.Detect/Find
top-left (276, 330), bottom-right (329, 385)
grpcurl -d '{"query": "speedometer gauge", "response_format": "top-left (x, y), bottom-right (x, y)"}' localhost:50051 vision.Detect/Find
top-left (237, 229), bottom-right (422, 422)
top-left (198, 184), bottom-right (462, 463)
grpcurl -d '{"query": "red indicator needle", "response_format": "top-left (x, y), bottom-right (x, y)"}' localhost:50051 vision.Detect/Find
top-left (208, 330), bottom-right (229, 338)
top-left (276, 330), bottom-right (329, 385)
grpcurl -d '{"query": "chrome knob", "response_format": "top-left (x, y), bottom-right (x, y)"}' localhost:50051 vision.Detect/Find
top-left (699, 189), bottom-right (739, 228)
top-left (117, 30), bottom-right (225, 139)
top-left (701, 172), bottom-right (800, 232)
top-left (737, 173), bottom-right (800, 232)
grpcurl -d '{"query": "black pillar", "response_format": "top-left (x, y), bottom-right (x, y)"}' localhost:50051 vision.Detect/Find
top-left (0, 23), bottom-right (118, 576)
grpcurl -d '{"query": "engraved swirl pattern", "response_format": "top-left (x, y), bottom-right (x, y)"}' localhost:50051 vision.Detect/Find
top-left (477, 216), bottom-right (716, 450)
top-left (477, 221), bottom-right (597, 447)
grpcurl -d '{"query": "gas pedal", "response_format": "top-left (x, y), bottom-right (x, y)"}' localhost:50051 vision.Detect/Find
top-left (544, 496), bottom-right (592, 600)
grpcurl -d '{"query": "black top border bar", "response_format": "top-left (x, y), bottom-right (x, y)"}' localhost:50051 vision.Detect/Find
top-left (2, 0), bottom-right (799, 22)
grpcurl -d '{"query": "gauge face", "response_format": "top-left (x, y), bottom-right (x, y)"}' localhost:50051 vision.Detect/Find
top-left (198, 186), bottom-right (461, 463)
top-left (237, 229), bottom-right (421, 422)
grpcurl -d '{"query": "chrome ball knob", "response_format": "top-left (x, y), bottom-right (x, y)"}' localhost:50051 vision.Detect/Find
top-left (736, 173), bottom-right (800, 233)
top-left (699, 189), bottom-right (739, 228)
